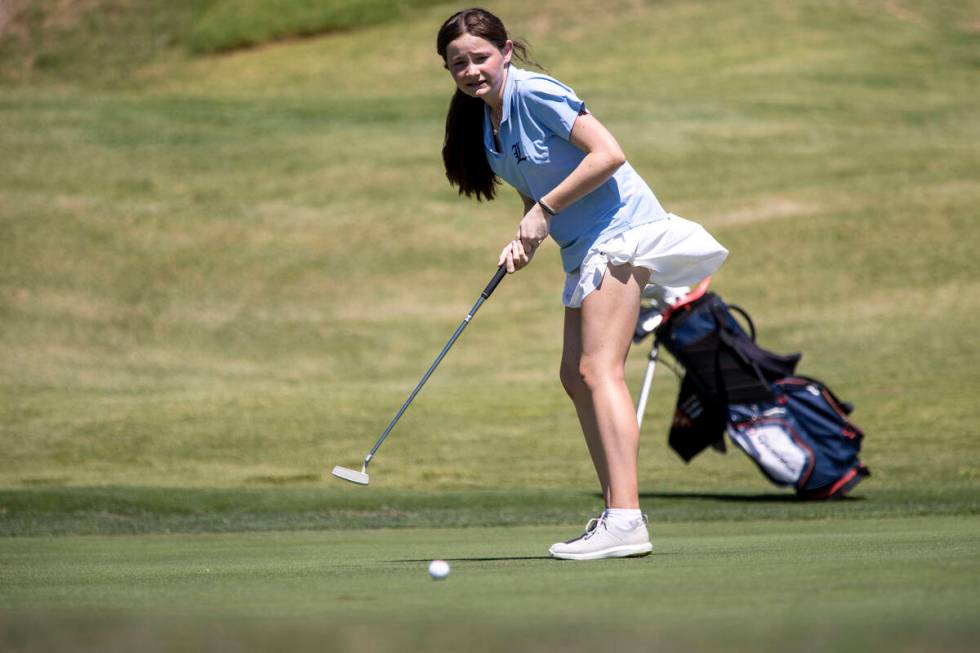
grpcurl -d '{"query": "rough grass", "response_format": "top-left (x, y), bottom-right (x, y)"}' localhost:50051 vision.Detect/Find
top-left (0, 0), bottom-right (453, 82)
top-left (186, 0), bottom-right (452, 54)
top-left (0, 0), bottom-right (210, 82)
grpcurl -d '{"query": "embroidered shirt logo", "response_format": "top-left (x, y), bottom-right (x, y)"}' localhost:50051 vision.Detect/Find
top-left (511, 142), bottom-right (528, 163)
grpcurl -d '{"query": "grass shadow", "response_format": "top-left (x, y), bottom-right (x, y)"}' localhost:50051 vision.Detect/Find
top-left (390, 556), bottom-right (553, 563)
top-left (604, 491), bottom-right (867, 503)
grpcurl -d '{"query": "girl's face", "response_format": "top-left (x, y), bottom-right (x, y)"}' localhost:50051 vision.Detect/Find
top-left (444, 33), bottom-right (513, 104)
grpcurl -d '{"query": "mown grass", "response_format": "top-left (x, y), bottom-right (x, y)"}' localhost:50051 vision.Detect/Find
top-left (0, 485), bottom-right (976, 536)
top-left (2, 518), bottom-right (979, 653)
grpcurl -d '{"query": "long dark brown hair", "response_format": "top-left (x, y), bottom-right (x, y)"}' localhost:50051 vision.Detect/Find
top-left (436, 9), bottom-right (537, 202)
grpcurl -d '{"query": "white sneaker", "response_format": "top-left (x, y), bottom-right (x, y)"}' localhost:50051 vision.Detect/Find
top-left (549, 512), bottom-right (653, 561)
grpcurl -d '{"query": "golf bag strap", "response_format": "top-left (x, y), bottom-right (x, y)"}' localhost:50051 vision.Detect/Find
top-left (726, 303), bottom-right (756, 341)
top-left (710, 302), bottom-right (771, 389)
top-left (710, 302), bottom-right (801, 382)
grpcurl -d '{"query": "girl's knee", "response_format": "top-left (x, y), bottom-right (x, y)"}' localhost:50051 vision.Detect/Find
top-left (559, 359), bottom-right (586, 398)
top-left (579, 355), bottom-right (625, 392)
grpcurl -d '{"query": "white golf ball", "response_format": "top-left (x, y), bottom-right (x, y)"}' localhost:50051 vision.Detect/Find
top-left (428, 559), bottom-right (450, 580)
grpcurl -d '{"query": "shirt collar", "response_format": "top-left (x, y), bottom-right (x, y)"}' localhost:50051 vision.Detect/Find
top-left (499, 65), bottom-right (522, 126)
top-left (486, 65), bottom-right (521, 129)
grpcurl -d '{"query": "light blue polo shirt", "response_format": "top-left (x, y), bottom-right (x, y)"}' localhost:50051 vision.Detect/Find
top-left (484, 66), bottom-right (668, 273)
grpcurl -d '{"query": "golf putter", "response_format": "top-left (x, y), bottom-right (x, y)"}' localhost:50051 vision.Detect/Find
top-left (332, 265), bottom-right (508, 485)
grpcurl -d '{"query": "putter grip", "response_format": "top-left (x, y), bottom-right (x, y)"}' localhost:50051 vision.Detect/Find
top-left (482, 265), bottom-right (507, 299)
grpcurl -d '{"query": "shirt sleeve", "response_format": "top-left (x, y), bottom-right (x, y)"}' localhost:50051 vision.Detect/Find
top-left (519, 75), bottom-right (586, 141)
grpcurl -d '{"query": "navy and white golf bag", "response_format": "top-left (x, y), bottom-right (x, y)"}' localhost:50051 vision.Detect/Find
top-left (726, 377), bottom-right (869, 499)
top-left (636, 286), bottom-right (870, 499)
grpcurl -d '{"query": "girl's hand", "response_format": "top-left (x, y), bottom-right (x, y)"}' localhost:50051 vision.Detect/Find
top-left (497, 238), bottom-right (532, 273)
top-left (518, 203), bottom-right (551, 254)
top-left (498, 203), bottom-right (551, 273)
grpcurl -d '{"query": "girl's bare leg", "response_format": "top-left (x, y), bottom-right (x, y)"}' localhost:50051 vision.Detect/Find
top-left (560, 263), bottom-right (650, 509)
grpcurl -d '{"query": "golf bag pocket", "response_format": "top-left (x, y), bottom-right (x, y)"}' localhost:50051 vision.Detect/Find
top-left (727, 408), bottom-right (812, 487)
top-left (727, 377), bottom-right (869, 499)
top-left (669, 374), bottom-right (728, 462)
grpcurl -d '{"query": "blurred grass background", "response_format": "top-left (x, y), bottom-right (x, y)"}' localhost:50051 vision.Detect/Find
top-left (0, 0), bottom-right (978, 497)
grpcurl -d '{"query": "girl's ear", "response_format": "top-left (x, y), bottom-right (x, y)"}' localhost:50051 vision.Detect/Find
top-left (502, 39), bottom-right (514, 66)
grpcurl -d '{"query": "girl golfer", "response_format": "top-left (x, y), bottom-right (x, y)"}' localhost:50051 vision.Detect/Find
top-left (437, 9), bottom-right (728, 560)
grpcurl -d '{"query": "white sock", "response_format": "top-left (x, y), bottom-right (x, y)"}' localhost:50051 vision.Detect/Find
top-left (603, 508), bottom-right (644, 529)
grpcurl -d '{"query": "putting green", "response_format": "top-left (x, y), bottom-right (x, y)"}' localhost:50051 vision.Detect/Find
top-left (2, 516), bottom-right (977, 652)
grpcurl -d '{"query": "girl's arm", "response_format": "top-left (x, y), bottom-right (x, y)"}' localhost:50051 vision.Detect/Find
top-left (500, 114), bottom-right (626, 273)
top-left (519, 192), bottom-right (537, 214)
top-left (539, 113), bottom-right (626, 215)
top-left (499, 192), bottom-right (540, 272)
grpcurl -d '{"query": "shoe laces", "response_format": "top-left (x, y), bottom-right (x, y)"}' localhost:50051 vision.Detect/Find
top-left (581, 514), bottom-right (608, 540)
top-left (575, 511), bottom-right (649, 542)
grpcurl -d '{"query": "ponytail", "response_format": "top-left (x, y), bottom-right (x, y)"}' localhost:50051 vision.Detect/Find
top-left (442, 89), bottom-right (498, 202)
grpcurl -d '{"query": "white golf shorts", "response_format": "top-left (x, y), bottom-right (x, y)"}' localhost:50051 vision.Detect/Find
top-left (562, 213), bottom-right (729, 308)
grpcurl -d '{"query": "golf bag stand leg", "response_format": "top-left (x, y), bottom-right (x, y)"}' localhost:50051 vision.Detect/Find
top-left (635, 341), bottom-right (659, 429)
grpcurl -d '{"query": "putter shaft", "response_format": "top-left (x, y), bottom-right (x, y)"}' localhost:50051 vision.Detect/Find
top-left (357, 265), bottom-right (507, 474)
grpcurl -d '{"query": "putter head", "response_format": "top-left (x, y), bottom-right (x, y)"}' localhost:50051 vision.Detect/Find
top-left (331, 465), bottom-right (370, 485)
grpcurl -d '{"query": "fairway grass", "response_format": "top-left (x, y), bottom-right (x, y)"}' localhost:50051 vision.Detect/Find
top-left (2, 516), bottom-right (978, 652)
top-left (0, 484), bottom-right (977, 536)
top-left (2, 0), bottom-right (978, 492)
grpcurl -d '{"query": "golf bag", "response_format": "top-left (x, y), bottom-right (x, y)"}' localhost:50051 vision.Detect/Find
top-left (642, 288), bottom-right (869, 499)
top-left (655, 290), bottom-right (801, 460)
top-left (727, 377), bottom-right (870, 499)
